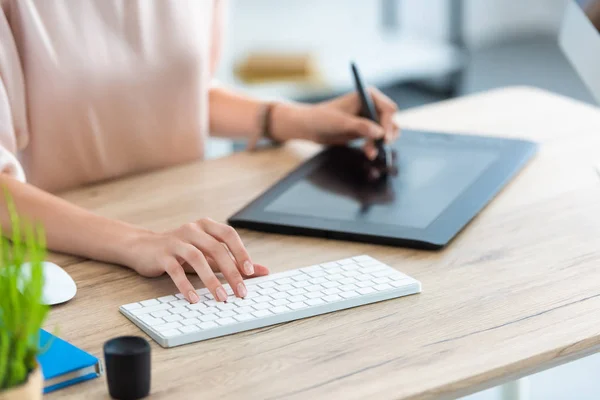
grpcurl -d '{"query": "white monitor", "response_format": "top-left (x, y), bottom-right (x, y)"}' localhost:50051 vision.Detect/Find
top-left (560, 0), bottom-right (600, 104)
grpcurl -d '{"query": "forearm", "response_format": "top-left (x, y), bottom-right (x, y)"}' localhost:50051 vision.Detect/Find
top-left (0, 175), bottom-right (145, 266)
top-left (208, 86), bottom-right (305, 141)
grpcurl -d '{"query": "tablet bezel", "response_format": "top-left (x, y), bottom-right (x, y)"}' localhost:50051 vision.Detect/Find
top-left (228, 130), bottom-right (537, 250)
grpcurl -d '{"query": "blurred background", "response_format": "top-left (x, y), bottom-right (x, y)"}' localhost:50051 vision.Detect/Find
top-left (209, 1), bottom-right (600, 398)
top-left (207, 0), bottom-right (596, 159)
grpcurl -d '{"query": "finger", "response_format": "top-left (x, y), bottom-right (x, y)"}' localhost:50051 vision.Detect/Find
top-left (164, 257), bottom-right (199, 304)
top-left (174, 242), bottom-right (226, 302)
top-left (193, 231), bottom-right (247, 298)
top-left (369, 87), bottom-right (398, 113)
top-left (202, 257), bottom-right (270, 278)
top-left (362, 141), bottom-right (378, 160)
top-left (343, 115), bottom-right (385, 140)
top-left (199, 218), bottom-right (254, 276)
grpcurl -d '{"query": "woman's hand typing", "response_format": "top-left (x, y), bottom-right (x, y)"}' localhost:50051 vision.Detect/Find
top-left (126, 218), bottom-right (269, 304)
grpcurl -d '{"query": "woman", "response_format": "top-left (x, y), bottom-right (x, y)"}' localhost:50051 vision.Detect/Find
top-left (0, 0), bottom-right (399, 303)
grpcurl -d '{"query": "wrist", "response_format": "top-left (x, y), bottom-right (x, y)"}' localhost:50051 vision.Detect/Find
top-left (269, 102), bottom-right (310, 142)
top-left (113, 225), bottom-right (155, 270)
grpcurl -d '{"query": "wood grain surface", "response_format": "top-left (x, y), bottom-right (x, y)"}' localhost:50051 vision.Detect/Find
top-left (44, 87), bottom-right (600, 399)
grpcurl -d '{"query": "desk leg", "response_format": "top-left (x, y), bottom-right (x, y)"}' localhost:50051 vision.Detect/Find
top-left (500, 378), bottom-right (530, 400)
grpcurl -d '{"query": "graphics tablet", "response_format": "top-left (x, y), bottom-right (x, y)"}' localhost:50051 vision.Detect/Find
top-left (229, 130), bottom-right (537, 250)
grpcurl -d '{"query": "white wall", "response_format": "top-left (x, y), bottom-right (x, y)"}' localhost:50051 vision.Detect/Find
top-left (464, 0), bottom-right (568, 48)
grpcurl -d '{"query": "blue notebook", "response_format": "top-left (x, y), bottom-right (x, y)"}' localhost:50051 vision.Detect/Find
top-left (38, 329), bottom-right (103, 393)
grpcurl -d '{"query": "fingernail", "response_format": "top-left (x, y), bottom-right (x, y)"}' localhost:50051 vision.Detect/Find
top-left (372, 126), bottom-right (385, 137)
top-left (243, 261), bottom-right (255, 275)
top-left (237, 282), bottom-right (248, 298)
top-left (188, 291), bottom-right (200, 304)
top-left (216, 286), bottom-right (228, 302)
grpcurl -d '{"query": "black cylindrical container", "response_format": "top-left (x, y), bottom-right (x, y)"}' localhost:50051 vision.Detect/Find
top-left (103, 336), bottom-right (151, 399)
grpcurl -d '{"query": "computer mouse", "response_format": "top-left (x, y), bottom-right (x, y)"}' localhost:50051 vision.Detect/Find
top-left (19, 261), bottom-right (77, 305)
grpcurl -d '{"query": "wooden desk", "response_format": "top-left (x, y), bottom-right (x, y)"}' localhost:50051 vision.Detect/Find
top-left (45, 87), bottom-right (600, 399)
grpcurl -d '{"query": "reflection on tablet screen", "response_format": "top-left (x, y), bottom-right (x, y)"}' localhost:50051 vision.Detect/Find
top-left (265, 145), bottom-right (498, 230)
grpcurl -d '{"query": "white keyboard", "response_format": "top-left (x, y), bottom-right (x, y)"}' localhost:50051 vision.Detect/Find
top-left (120, 255), bottom-right (422, 348)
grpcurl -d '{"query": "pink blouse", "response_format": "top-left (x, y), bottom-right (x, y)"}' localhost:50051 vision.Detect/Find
top-left (0, 0), bottom-right (224, 193)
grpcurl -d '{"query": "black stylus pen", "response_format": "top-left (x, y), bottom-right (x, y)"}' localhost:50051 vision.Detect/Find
top-left (350, 62), bottom-right (391, 173)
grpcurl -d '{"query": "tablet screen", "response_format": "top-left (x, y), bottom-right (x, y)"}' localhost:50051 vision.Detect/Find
top-left (265, 145), bottom-right (498, 229)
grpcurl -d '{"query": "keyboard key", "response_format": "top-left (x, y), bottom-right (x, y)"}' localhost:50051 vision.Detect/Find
top-left (271, 306), bottom-right (291, 314)
top-left (252, 309), bottom-right (272, 318)
top-left (202, 307), bottom-right (219, 315)
top-left (309, 277), bottom-right (328, 285)
top-left (187, 303), bottom-right (207, 310)
top-left (140, 299), bottom-right (160, 307)
top-left (356, 274), bottom-right (374, 281)
top-left (322, 281), bottom-right (338, 289)
top-left (327, 267), bottom-right (344, 274)
top-left (306, 298), bottom-right (325, 306)
top-left (154, 322), bottom-right (183, 332)
top-left (259, 281), bottom-right (277, 289)
top-left (198, 321), bottom-right (219, 330)
top-left (288, 302), bottom-right (308, 310)
top-left (288, 295), bottom-right (308, 303)
top-left (323, 294), bottom-right (343, 303)
top-left (122, 302), bottom-right (142, 311)
top-left (353, 255), bottom-right (372, 262)
top-left (270, 299), bottom-right (290, 307)
top-left (181, 311), bottom-right (201, 319)
top-left (292, 273), bottom-right (311, 281)
top-left (292, 281), bottom-right (310, 288)
top-left (329, 274), bottom-right (344, 281)
top-left (356, 281), bottom-right (374, 288)
top-left (372, 277), bottom-right (391, 284)
top-left (288, 288), bottom-right (307, 296)
top-left (170, 299), bottom-right (191, 307)
top-left (259, 288), bottom-right (277, 296)
top-left (339, 284), bottom-right (358, 291)
top-left (158, 295), bottom-right (177, 303)
top-left (163, 314), bottom-right (183, 323)
top-left (234, 313), bottom-right (255, 322)
top-left (253, 295), bottom-right (273, 303)
top-left (252, 302), bottom-right (272, 311)
top-left (131, 303), bottom-right (170, 315)
top-left (390, 280), bottom-right (410, 288)
top-left (151, 310), bottom-right (171, 318)
top-left (217, 317), bottom-right (237, 326)
top-left (161, 329), bottom-right (182, 338)
top-left (374, 284), bottom-right (393, 291)
top-left (357, 287), bottom-right (376, 295)
top-left (373, 270), bottom-right (395, 278)
top-left (199, 314), bottom-right (219, 322)
top-left (340, 291), bottom-right (360, 299)
top-left (271, 292), bottom-right (288, 300)
top-left (181, 318), bottom-right (201, 326)
top-left (170, 307), bottom-right (189, 315)
top-left (236, 306), bottom-right (256, 314)
top-left (339, 278), bottom-right (356, 285)
top-left (195, 288), bottom-right (210, 296)
top-left (304, 291), bottom-right (323, 299)
top-left (305, 284), bottom-right (324, 292)
top-left (235, 299), bottom-right (255, 307)
top-left (175, 293), bottom-right (185, 299)
top-left (321, 261), bottom-right (339, 268)
top-left (308, 271), bottom-right (326, 278)
top-left (323, 288), bottom-right (342, 295)
top-left (216, 303), bottom-right (236, 311)
top-left (278, 278), bottom-right (293, 285)
top-left (343, 270), bottom-right (360, 277)
top-left (216, 310), bottom-right (236, 318)
top-left (139, 316), bottom-right (164, 326)
top-left (277, 284), bottom-right (294, 291)
top-left (338, 258), bottom-right (354, 265)
top-left (180, 325), bottom-right (201, 334)
top-left (302, 265), bottom-right (322, 272)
